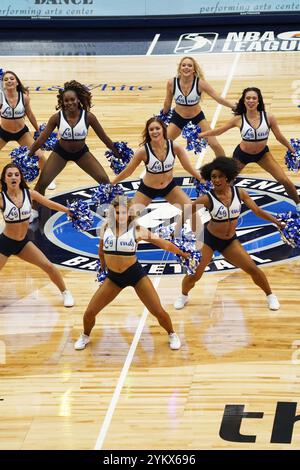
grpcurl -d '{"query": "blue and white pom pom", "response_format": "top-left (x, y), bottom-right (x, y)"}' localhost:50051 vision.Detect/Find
top-left (96, 260), bottom-right (108, 284)
top-left (33, 123), bottom-right (58, 151)
top-left (276, 211), bottom-right (300, 248)
top-left (10, 146), bottom-right (39, 182)
top-left (194, 179), bottom-right (213, 197)
top-left (173, 235), bottom-right (202, 275)
top-left (67, 199), bottom-right (94, 232)
top-left (156, 108), bottom-right (173, 126)
top-left (156, 224), bottom-right (201, 274)
top-left (182, 122), bottom-right (207, 155)
top-left (155, 223), bottom-right (175, 240)
top-left (104, 141), bottom-right (134, 175)
top-left (285, 139), bottom-right (300, 172)
top-left (91, 183), bottom-right (124, 206)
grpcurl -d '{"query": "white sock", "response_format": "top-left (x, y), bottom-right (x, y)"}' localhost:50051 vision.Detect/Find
top-left (181, 294), bottom-right (188, 300)
top-left (296, 203), bottom-right (300, 211)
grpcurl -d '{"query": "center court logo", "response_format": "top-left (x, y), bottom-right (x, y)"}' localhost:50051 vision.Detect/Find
top-left (174, 33), bottom-right (218, 54)
top-left (38, 176), bottom-right (300, 276)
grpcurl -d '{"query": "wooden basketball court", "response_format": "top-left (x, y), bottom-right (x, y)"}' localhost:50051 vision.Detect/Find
top-left (0, 51), bottom-right (300, 450)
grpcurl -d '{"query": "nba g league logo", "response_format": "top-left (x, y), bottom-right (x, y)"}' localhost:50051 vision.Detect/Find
top-left (39, 176), bottom-right (300, 274)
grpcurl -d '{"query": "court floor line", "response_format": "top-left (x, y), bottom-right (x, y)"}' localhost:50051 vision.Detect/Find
top-left (146, 33), bottom-right (161, 55)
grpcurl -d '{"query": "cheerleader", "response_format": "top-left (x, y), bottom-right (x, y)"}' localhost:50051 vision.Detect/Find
top-left (199, 87), bottom-right (300, 211)
top-left (74, 195), bottom-right (189, 351)
top-left (174, 157), bottom-right (284, 311)
top-left (0, 163), bottom-right (74, 307)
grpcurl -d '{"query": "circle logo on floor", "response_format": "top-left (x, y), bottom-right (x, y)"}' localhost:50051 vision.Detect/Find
top-left (36, 176), bottom-right (300, 275)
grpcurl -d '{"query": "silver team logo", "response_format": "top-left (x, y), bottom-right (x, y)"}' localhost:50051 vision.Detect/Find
top-left (174, 33), bottom-right (218, 54)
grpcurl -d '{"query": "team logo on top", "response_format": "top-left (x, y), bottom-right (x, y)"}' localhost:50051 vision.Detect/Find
top-left (174, 33), bottom-right (218, 54)
top-left (2, 106), bottom-right (13, 118)
top-left (37, 176), bottom-right (300, 276)
top-left (7, 207), bottom-right (18, 221)
top-left (244, 129), bottom-right (255, 140)
top-left (61, 128), bottom-right (72, 139)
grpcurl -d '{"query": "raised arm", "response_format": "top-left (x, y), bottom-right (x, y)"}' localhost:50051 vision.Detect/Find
top-left (30, 189), bottom-right (70, 214)
top-left (200, 79), bottom-right (235, 110)
top-left (174, 142), bottom-right (202, 181)
top-left (199, 116), bottom-right (240, 138)
top-left (163, 79), bottom-right (174, 114)
top-left (24, 93), bottom-right (39, 132)
top-left (88, 112), bottom-right (119, 156)
top-left (268, 115), bottom-right (295, 153)
top-left (28, 114), bottom-right (58, 156)
top-left (136, 226), bottom-right (189, 258)
top-left (111, 148), bottom-right (145, 185)
top-left (239, 188), bottom-right (283, 228)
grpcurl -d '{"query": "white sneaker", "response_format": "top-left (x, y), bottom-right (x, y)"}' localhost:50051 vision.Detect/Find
top-left (29, 209), bottom-right (39, 223)
top-left (74, 333), bottom-right (90, 350)
top-left (62, 290), bottom-right (74, 307)
top-left (47, 180), bottom-right (56, 190)
top-left (168, 332), bottom-right (181, 350)
top-left (174, 294), bottom-right (188, 310)
top-left (267, 294), bottom-right (280, 311)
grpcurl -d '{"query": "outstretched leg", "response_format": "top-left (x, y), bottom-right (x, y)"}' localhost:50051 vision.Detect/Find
top-left (76, 152), bottom-right (110, 184)
top-left (34, 152), bottom-right (67, 196)
top-left (82, 278), bottom-right (122, 335)
top-left (134, 276), bottom-right (174, 334)
top-left (221, 239), bottom-right (272, 294)
top-left (17, 241), bottom-right (67, 292)
top-left (167, 123), bottom-right (182, 141)
top-left (0, 253), bottom-right (9, 270)
top-left (182, 243), bottom-right (214, 294)
top-left (258, 152), bottom-right (300, 205)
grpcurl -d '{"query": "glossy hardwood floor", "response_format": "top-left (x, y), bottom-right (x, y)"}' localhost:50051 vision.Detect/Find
top-left (0, 52), bottom-right (300, 450)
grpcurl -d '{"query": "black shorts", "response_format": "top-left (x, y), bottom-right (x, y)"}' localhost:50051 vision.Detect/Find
top-left (0, 125), bottom-right (29, 142)
top-left (169, 109), bottom-right (205, 130)
top-left (138, 179), bottom-right (177, 199)
top-left (233, 144), bottom-right (269, 165)
top-left (0, 233), bottom-right (30, 257)
top-left (53, 141), bottom-right (89, 162)
top-left (107, 261), bottom-right (147, 289)
top-left (204, 225), bottom-right (237, 253)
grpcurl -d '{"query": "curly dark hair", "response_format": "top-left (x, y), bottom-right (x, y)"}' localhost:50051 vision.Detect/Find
top-left (56, 80), bottom-right (92, 111)
top-left (234, 87), bottom-right (265, 115)
top-left (3, 71), bottom-right (27, 94)
top-left (200, 157), bottom-right (239, 182)
top-left (140, 117), bottom-right (168, 145)
top-left (0, 163), bottom-right (29, 192)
